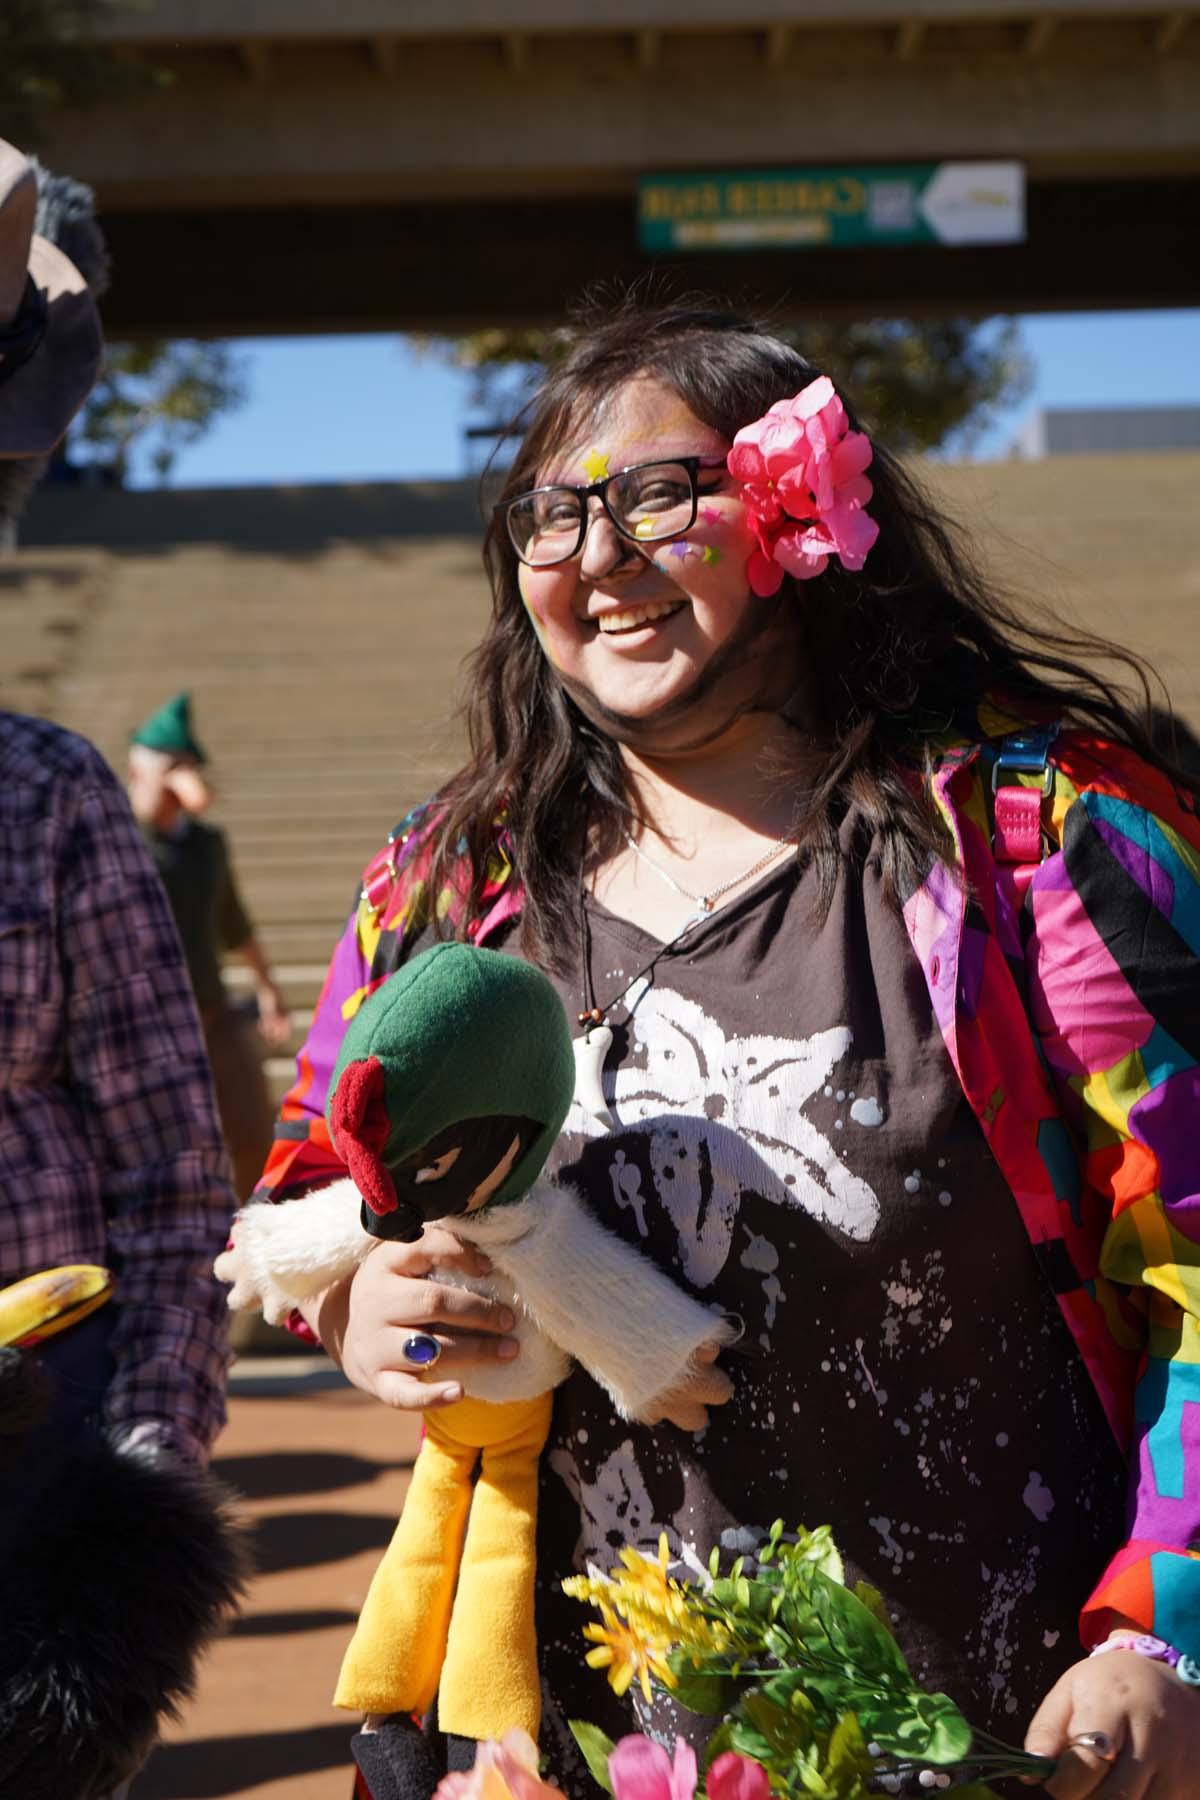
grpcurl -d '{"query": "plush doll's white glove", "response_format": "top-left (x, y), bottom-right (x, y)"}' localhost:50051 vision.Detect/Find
top-left (214, 1182), bottom-right (371, 1326)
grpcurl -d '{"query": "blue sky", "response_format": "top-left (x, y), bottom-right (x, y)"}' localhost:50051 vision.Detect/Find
top-left (128, 309), bottom-right (1200, 489)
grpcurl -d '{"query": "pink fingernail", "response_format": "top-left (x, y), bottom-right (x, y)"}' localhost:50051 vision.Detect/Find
top-left (498, 1338), bottom-right (520, 1360)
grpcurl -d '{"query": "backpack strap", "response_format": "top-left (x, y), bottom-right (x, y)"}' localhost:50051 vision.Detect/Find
top-left (990, 725), bottom-right (1058, 867)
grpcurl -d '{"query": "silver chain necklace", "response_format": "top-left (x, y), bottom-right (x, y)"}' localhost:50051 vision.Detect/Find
top-left (572, 829), bottom-right (795, 1130)
top-left (623, 828), bottom-right (795, 921)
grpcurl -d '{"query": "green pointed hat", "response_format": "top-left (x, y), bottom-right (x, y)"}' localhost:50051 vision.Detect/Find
top-left (327, 942), bottom-right (575, 1239)
top-left (129, 691), bottom-right (207, 764)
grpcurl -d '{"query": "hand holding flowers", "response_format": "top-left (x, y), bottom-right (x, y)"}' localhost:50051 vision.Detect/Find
top-left (563, 1523), bottom-right (1058, 1798)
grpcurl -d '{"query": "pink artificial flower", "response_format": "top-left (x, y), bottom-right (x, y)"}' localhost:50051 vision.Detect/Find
top-left (727, 375), bottom-right (879, 590)
top-left (608, 1733), bottom-right (698, 1800)
top-left (433, 1729), bottom-right (559, 1800)
top-left (706, 1751), bottom-right (771, 1800)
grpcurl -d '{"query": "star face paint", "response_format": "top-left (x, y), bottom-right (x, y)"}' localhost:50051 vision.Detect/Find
top-left (581, 448), bottom-right (610, 482)
top-left (517, 375), bottom-right (770, 733)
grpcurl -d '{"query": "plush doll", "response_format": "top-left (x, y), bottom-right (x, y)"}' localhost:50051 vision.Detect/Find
top-left (216, 942), bottom-right (733, 1766)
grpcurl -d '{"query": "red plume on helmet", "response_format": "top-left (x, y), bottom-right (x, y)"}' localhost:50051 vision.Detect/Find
top-left (328, 1056), bottom-right (400, 1220)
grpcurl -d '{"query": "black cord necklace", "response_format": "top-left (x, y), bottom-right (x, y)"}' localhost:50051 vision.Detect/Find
top-left (573, 883), bottom-right (703, 1128)
top-left (575, 881), bottom-right (703, 1030)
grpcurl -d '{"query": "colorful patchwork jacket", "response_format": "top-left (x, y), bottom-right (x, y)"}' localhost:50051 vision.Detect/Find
top-left (259, 728), bottom-right (1200, 1663)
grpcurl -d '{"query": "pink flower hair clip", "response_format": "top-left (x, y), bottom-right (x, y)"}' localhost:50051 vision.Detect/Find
top-left (727, 376), bottom-right (880, 597)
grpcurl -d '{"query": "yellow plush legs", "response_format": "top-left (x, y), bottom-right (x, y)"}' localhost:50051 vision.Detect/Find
top-left (334, 1391), bottom-right (554, 1744)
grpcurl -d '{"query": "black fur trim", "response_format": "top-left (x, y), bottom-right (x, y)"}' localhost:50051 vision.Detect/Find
top-left (0, 1351), bottom-right (249, 1799)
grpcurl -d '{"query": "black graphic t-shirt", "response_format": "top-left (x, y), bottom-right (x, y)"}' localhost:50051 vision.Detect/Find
top-left (410, 809), bottom-right (1127, 1791)
top-left (520, 816), bottom-right (1126, 1790)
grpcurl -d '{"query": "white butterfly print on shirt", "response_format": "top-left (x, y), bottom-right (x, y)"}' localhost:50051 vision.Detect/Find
top-left (566, 983), bottom-right (882, 1286)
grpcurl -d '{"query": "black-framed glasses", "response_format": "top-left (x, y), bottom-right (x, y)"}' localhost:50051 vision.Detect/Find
top-left (500, 456), bottom-right (728, 568)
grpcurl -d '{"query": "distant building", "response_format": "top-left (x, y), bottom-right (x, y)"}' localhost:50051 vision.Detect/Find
top-left (1012, 405), bottom-right (1200, 458)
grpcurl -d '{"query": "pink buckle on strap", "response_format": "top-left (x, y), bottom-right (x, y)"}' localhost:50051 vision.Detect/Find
top-left (993, 784), bottom-right (1044, 864)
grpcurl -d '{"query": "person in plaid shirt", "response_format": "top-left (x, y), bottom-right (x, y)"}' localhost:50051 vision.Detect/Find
top-left (0, 708), bottom-right (235, 1461)
top-left (1, 135), bottom-right (241, 1800)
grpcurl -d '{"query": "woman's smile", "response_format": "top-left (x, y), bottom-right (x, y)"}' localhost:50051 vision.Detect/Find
top-left (587, 597), bottom-right (689, 637)
top-left (518, 375), bottom-right (770, 724)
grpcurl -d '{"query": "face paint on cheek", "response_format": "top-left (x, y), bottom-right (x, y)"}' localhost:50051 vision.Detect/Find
top-left (518, 574), bottom-right (560, 665)
top-left (699, 505), bottom-right (723, 527)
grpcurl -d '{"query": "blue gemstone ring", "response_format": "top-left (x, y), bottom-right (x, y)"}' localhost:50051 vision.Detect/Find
top-left (401, 1333), bottom-right (443, 1371)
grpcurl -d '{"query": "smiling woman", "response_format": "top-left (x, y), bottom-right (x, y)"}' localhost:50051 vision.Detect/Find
top-left (251, 300), bottom-right (1200, 1800)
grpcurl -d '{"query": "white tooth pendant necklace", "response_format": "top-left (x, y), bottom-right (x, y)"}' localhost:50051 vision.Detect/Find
top-left (572, 1020), bottom-right (616, 1129)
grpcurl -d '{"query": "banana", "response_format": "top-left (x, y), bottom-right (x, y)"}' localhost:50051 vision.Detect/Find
top-left (0, 1265), bottom-right (115, 1349)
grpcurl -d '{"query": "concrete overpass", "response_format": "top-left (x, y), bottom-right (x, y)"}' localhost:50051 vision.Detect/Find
top-left (36, 0), bottom-right (1200, 333)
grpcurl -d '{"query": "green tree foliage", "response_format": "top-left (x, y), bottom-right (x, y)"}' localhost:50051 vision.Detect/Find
top-left (69, 341), bottom-right (248, 484)
top-left (428, 316), bottom-right (1032, 458)
top-left (0, 0), bottom-right (160, 145)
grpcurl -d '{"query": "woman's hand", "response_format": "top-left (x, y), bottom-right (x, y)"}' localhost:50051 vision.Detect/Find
top-left (1025, 1646), bottom-right (1200, 1796)
top-left (634, 1342), bottom-right (734, 1433)
top-left (312, 1228), bottom-right (521, 1411)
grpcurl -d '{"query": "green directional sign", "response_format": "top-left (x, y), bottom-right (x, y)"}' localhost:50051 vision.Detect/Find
top-left (638, 162), bottom-right (1025, 253)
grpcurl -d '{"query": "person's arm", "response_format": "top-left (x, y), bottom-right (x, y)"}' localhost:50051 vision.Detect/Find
top-left (57, 758), bottom-right (235, 1463)
top-left (214, 834), bottom-right (290, 1048)
top-left (234, 932), bottom-right (290, 1048)
top-left (1019, 765), bottom-right (1200, 1794)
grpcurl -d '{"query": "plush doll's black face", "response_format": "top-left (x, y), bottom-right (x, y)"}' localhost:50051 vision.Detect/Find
top-left (360, 1115), bottom-right (542, 1242)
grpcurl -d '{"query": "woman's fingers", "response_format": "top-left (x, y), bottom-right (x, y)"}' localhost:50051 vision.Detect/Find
top-left (1040, 1741), bottom-right (1142, 1800)
top-left (373, 1370), bottom-right (466, 1411)
top-left (372, 1229), bottom-right (492, 1281)
top-left (333, 1227), bottom-right (516, 1407)
top-left (392, 1277), bottom-right (516, 1336)
top-left (1025, 1667), bottom-right (1122, 1797)
top-left (378, 1320), bottom-right (521, 1374)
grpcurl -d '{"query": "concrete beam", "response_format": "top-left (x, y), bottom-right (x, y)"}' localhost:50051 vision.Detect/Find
top-left (367, 37), bottom-right (399, 77)
top-left (94, 0), bottom-right (1200, 42)
top-left (1023, 16), bottom-right (1059, 52)
top-left (895, 19), bottom-right (926, 56)
top-left (43, 40), bottom-right (1200, 210)
top-left (1153, 10), bottom-right (1191, 46)
top-left (235, 40), bottom-right (271, 81)
top-left (634, 29), bottom-right (663, 71)
top-left (91, 175), bottom-right (1200, 339)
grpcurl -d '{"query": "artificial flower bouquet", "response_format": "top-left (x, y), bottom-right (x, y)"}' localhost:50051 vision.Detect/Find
top-left (557, 1522), bottom-right (1058, 1799)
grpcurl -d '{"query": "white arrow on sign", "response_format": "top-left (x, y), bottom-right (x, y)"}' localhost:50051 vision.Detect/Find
top-left (918, 162), bottom-right (1026, 245)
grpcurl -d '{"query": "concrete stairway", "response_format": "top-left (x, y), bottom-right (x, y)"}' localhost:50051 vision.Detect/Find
top-left (9, 507), bottom-right (492, 1107)
top-left (13, 451), bottom-right (1200, 1108)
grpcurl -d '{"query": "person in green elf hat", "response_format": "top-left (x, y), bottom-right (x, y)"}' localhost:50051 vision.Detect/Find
top-left (127, 691), bottom-right (290, 1199)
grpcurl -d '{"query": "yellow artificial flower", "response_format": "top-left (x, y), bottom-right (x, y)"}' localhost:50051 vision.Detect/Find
top-left (583, 1605), bottom-right (678, 1704)
top-left (565, 1534), bottom-right (733, 1697)
top-left (614, 1534), bottom-right (673, 1603)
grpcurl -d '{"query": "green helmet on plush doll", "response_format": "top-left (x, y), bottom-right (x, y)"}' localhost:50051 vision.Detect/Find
top-left (327, 942), bottom-right (576, 1244)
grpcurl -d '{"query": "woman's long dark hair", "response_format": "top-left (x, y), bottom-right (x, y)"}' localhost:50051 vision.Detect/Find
top-left (428, 299), bottom-right (1193, 972)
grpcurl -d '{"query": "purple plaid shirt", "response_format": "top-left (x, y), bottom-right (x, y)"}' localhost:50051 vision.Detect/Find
top-left (0, 711), bottom-right (233, 1461)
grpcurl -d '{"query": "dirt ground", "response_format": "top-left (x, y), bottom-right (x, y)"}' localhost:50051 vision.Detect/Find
top-left (132, 1370), bottom-right (421, 1800)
